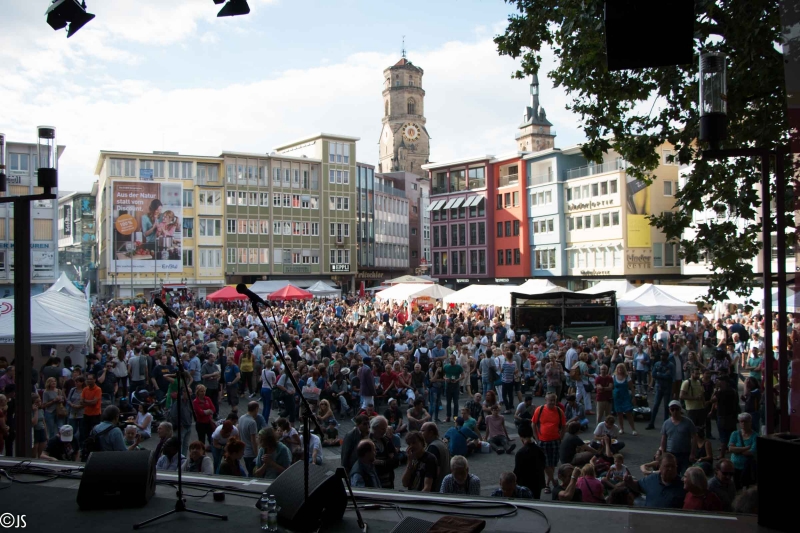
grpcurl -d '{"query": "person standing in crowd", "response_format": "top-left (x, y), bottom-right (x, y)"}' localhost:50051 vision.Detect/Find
top-left (238, 401), bottom-right (260, 476)
top-left (659, 400), bottom-right (698, 474)
top-left (594, 364), bottom-right (613, 426)
top-left (370, 416), bottom-right (399, 489)
top-left (532, 393), bottom-right (566, 493)
top-left (612, 364), bottom-right (637, 435)
top-left (350, 439), bottom-right (382, 488)
top-left (645, 349), bottom-right (674, 430)
top-left (192, 384), bottom-right (216, 446)
top-left (341, 415), bottom-right (370, 474)
top-left (443, 354), bottom-right (464, 423)
top-left (728, 412), bottom-right (758, 489)
top-left (514, 421), bottom-right (546, 499)
top-left (200, 353), bottom-right (221, 415)
top-left (80, 372), bottom-right (103, 444)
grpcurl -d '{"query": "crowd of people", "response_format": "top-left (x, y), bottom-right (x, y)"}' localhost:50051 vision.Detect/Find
top-left (0, 292), bottom-right (778, 515)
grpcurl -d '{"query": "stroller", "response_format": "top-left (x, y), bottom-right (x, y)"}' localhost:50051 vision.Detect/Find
top-left (632, 394), bottom-right (651, 421)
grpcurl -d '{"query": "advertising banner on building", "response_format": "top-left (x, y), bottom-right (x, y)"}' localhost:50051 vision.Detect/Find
top-left (110, 181), bottom-right (182, 273)
top-left (627, 215), bottom-right (652, 248)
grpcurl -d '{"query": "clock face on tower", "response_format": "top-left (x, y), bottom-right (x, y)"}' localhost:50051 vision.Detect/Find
top-left (402, 122), bottom-right (421, 142)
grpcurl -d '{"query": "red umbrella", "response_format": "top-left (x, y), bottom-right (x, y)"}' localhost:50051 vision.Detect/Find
top-left (206, 286), bottom-right (248, 302)
top-left (268, 284), bottom-right (313, 301)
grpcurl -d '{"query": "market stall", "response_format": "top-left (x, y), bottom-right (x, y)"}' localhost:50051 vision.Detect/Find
top-left (306, 281), bottom-right (341, 298)
top-left (268, 284), bottom-right (313, 301)
top-left (617, 283), bottom-right (698, 323)
top-left (206, 285), bottom-right (248, 302)
top-left (578, 280), bottom-right (635, 299)
top-left (443, 284), bottom-right (519, 308)
top-left (385, 275), bottom-right (435, 286)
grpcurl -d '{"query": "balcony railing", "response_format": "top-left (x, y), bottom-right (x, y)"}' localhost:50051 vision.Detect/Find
top-left (375, 183), bottom-right (406, 198)
top-left (499, 174), bottom-right (519, 187)
top-left (564, 159), bottom-right (627, 180)
top-left (528, 173), bottom-right (554, 186)
top-left (432, 185), bottom-right (447, 195)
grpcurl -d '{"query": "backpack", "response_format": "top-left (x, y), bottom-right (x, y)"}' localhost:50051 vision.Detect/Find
top-left (81, 423), bottom-right (115, 462)
top-left (417, 349), bottom-right (430, 371)
top-left (532, 405), bottom-right (564, 439)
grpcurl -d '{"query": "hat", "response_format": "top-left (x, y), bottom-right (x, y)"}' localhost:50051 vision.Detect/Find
top-left (166, 339), bottom-right (174, 345)
top-left (149, 342), bottom-right (157, 349)
top-left (327, 418), bottom-right (337, 425)
top-left (668, 400), bottom-right (682, 410)
top-left (386, 335), bottom-right (392, 340)
top-left (59, 425), bottom-right (74, 442)
top-left (340, 367), bottom-right (350, 376)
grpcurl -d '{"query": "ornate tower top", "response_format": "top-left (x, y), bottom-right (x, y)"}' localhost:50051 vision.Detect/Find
top-left (516, 73), bottom-right (555, 153)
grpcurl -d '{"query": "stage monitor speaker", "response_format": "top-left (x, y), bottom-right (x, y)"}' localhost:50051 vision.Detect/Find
top-left (604, 0), bottom-right (694, 70)
top-left (758, 433), bottom-right (800, 532)
top-left (77, 450), bottom-right (156, 510)
top-left (268, 462), bottom-right (347, 532)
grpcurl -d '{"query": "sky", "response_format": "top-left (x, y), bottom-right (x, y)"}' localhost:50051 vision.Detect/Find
top-left (0, 0), bottom-right (584, 192)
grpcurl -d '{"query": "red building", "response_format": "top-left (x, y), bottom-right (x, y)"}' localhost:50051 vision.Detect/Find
top-left (492, 154), bottom-right (530, 283)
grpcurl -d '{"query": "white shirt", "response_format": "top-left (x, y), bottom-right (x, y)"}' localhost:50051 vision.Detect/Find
top-left (565, 348), bottom-right (579, 370)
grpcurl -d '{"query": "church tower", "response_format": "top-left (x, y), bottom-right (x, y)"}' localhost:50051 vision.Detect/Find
top-left (516, 73), bottom-right (555, 152)
top-left (378, 55), bottom-right (430, 174)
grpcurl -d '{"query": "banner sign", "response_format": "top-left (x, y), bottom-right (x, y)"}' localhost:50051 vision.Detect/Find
top-left (111, 181), bottom-right (182, 273)
top-left (623, 314), bottom-right (697, 322)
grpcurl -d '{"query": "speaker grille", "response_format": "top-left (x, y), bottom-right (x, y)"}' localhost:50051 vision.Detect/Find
top-left (390, 517), bottom-right (434, 533)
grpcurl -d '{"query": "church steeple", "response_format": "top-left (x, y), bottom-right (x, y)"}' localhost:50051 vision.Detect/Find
top-left (516, 72), bottom-right (555, 153)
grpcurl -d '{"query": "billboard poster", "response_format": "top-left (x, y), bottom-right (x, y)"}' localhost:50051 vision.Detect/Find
top-left (111, 181), bottom-right (182, 273)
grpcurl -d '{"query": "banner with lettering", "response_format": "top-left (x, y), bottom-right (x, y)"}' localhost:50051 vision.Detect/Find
top-left (110, 181), bottom-right (183, 274)
top-left (623, 314), bottom-right (697, 322)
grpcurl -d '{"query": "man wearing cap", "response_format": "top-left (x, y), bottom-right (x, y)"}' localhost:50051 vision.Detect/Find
top-left (659, 400), bottom-right (698, 474)
top-left (40, 424), bottom-right (80, 462)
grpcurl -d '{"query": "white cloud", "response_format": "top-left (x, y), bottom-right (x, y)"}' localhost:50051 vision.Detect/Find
top-left (0, 6), bottom-right (584, 192)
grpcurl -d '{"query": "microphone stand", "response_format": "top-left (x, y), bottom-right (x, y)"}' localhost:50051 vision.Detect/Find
top-left (246, 298), bottom-right (322, 506)
top-left (133, 313), bottom-right (227, 529)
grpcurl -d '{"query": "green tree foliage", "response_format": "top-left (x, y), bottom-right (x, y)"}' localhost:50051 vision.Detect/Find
top-left (495, 0), bottom-right (790, 302)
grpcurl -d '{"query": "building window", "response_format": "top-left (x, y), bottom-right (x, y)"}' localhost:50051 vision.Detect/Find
top-left (497, 195), bottom-right (502, 210)
top-left (237, 191), bottom-right (246, 206)
top-left (612, 212), bottom-right (620, 225)
top-left (227, 219), bottom-right (237, 234)
top-left (592, 183), bottom-right (599, 197)
top-left (33, 219), bottom-right (52, 241)
top-left (198, 190), bottom-right (221, 206)
top-left (468, 167), bottom-right (485, 189)
top-left (183, 218), bottom-right (193, 238)
top-left (665, 242), bottom-right (678, 266)
top-left (663, 180), bottom-right (674, 196)
top-left (535, 248), bottom-right (557, 269)
top-left (602, 213), bottom-right (610, 226)
top-left (200, 249), bottom-right (222, 268)
top-left (512, 191), bottom-right (520, 206)
top-left (9, 153), bottom-right (29, 172)
top-left (227, 248), bottom-right (237, 264)
top-left (593, 214), bottom-right (601, 228)
top-left (407, 98), bottom-right (416, 114)
top-left (260, 220), bottom-right (270, 235)
top-left (505, 221), bottom-right (511, 236)
top-left (478, 222), bottom-right (485, 244)
top-left (601, 181), bottom-right (608, 195)
top-left (199, 218), bottom-right (221, 237)
top-left (504, 193), bottom-right (511, 207)
top-left (260, 248), bottom-right (270, 264)
top-left (182, 250), bottom-right (193, 267)
top-left (513, 220), bottom-right (520, 236)
top-left (497, 250), bottom-right (504, 265)
top-left (506, 249), bottom-right (512, 265)
top-left (226, 191), bottom-right (236, 206)
top-left (653, 243), bottom-right (663, 267)
top-left (609, 179), bottom-right (618, 194)
top-left (238, 220), bottom-right (248, 234)
top-left (182, 190), bottom-right (193, 207)
top-left (514, 248), bottom-right (521, 265)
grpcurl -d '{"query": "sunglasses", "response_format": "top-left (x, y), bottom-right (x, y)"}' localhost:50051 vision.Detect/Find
top-left (720, 471), bottom-right (734, 477)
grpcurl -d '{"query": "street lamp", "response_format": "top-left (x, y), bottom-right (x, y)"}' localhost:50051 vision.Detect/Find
top-left (0, 127), bottom-right (59, 458)
top-left (700, 55), bottom-right (789, 434)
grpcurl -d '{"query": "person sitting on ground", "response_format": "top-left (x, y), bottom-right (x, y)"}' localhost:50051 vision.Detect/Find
top-left (349, 439), bottom-right (381, 488)
top-left (181, 440), bottom-right (214, 474)
top-left (514, 395), bottom-right (535, 428)
top-left (593, 415), bottom-right (625, 453)
top-left (123, 425), bottom-right (143, 451)
top-left (623, 452), bottom-right (685, 509)
top-left (401, 430), bottom-right (438, 492)
top-left (89, 405), bottom-right (128, 452)
top-left (682, 466), bottom-right (722, 511)
top-left (607, 485), bottom-right (636, 506)
top-left (341, 415), bottom-right (370, 474)
top-left (443, 416), bottom-right (481, 457)
top-left (156, 436), bottom-right (184, 471)
top-left (40, 424), bottom-right (80, 462)
top-left (322, 418), bottom-right (342, 447)
top-left (406, 398), bottom-right (431, 432)
top-left (553, 463), bottom-right (582, 502)
top-left (459, 406), bottom-right (478, 432)
top-left (564, 394), bottom-right (588, 430)
top-left (732, 486), bottom-right (758, 514)
top-left (383, 398), bottom-right (407, 435)
top-left (440, 455), bottom-right (481, 495)
top-left (217, 436), bottom-right (247, 477)
top-left (576, 462), bottom-right (605, 504)
top-left (254, 427), bottom-right (291, 479)
top-left (602, 453), bottom-right (631, 491)
top-left (559, 421), bottom-right (597, 466)
top-left (483, 404), bottom-right (516, 454)
top-left (490, 471), bottom-right (533, 499)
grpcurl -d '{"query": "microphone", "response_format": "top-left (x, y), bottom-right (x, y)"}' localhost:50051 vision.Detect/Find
top-left (236, 283), bottom-right (268, 306)
top-left (154, 297), bottom-right (179, 319)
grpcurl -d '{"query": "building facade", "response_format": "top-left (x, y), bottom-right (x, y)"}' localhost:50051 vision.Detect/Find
top-left (95, 150), bottom-right (226, 299)
top-left (274, 133), bottom-right (359, 293)
top-left (422, 156), bottom-right (493, 289)
top-left (493, 154), bottom-right (530, 283)
top-left (0, 137), bottom-right (63, 296)
top-left (516, 74), bottom-right (556, 153)
top-left (378, 57), bottom-right (430, 175)
top-left (57, 185), bottom-right (97, 294)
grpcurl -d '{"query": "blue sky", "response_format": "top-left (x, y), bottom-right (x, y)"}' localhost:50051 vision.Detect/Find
top-left (0, 0), bottom-right (584, 191)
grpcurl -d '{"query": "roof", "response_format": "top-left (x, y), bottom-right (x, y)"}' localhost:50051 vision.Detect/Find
top-left (421, 155), bottom-right (495, 171)
top-left (386, 58), bottom-right (423, 72)
top-left (94, 150), bottom-right (222, 175)
top-left (219, 150), bottom-right (321, 163)
top-left (274, 132), bottom-right (361, 152)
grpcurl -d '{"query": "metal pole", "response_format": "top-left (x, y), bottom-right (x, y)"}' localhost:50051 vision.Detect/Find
top-left (13, 199), bottom-right (33, 458)
top-left (762, 154), bottom-right (775, 435)
top-left (775, 150), bottom-right (790, 432)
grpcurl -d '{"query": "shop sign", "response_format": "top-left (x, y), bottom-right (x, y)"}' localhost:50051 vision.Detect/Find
top-left (331, 264), bottom-right (351, 272)
top-left (495, 278), bottom-right (510, 283)
top-left (580, 270), bottom-right (611, 276)
top-left (566, 198), bottom-right (616, 211)
top-left (626, 251), bottom-right (652, 269)
top-left (456, 278), bottom-right (470, 283)
top-left (357, 271), bottom-right (385, 280)
top-left (623, 314), bottom-right (697, 322)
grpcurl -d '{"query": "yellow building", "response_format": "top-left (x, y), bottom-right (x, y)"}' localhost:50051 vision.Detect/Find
top-left (95, 150), bottom-right (225, 300)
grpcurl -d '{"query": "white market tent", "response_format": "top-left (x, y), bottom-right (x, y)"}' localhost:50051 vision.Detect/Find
top-left (443, 284), bottom-right (518, 308)
top-left (579, 280), bottom-right (635, 299)
top-left (386, 275), bottom-right (435, 286)
top-left (617, 283), bottom-right (698, 317)
top-left (306, 281), bottom-right (341, 298)
top-left (376, 283), bottom-right (454, 302)
top-left (47, 272), bottom-right (86, 299)
top-left (654, 285), bottom-right (713, 304)
top-left (248, 280), bottom-right (292, 296)
top-left (0, 292), bottom-right (93, 345)
top-left (517, 279), bottom-right (557, 293)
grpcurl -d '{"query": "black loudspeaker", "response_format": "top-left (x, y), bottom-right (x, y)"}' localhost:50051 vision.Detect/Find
top-left (758, 433), bottom-right (800, 532)
top-left (268, 462), bottom-right (347, 532)
top-left (604, 0), bottom-right (694, 71)
top-left (77, 450), bottom-right (156, 510)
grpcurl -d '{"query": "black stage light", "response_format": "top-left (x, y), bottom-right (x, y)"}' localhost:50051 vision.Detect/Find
top-left (217, 0), bottom-right (250, 17)
top-left (213, 0), bottom-right (226, 4)
top-left (45, 0), bottom-right (95, 37)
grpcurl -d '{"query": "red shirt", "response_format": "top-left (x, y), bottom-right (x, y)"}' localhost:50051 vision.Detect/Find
top-left (532, 405), bottom-right (566, 442)
top-left (192, 396), bottom-right (216, 424)
top-left (683, 491), bottom-right (722, 512)
top-left (595, 375), bottom-right (613, 402)
top-left (379, 372), bottom-right (398, 391)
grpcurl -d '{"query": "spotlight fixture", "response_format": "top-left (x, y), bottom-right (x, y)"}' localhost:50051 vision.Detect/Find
top-left (45, 0), bottom-right (95, 38)
top-left (217, 0), bottom-right (250, 17)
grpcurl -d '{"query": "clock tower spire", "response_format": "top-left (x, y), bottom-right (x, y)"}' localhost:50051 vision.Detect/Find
top-left (378, 56), bottom-right (430, 174)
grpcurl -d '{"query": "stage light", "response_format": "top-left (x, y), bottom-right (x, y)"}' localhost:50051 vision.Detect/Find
top-left (37, 126), bottom-right (58, 196)
top-left (45, 0), bottom-right (95, 38)
top-left (0, 133), bottom-right (7, 193)
top-left (213, 0), bottom-right (226, 4)
top-left (217, 0), bottom-right (250, 17)
top-left (699, 52), bottom-right (728, 151)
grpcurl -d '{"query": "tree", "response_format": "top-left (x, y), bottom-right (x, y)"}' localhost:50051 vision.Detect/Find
top-left (495, 0), bottom-right (791, 302)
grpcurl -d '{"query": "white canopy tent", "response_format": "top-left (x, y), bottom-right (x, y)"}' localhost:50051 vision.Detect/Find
top-left (517, 279), bottom-right (557, 293)
top-left (306, 281), bottom-right (341, 298)
top-left (386, 275), bottom-right (435, 286)
top-left (0, 293), bottom-right (93, 346)
top-left (443, 284), bottom-right (518, 308)
top-left (617, 284), bottom-right (698, 317)
top-left (47, 272), bottom-right (86, 299)
top-left (376, 283), bottom-right (454, 302)
top-left (579, 280), bottom-right (635, 299)
top-left (654, 285), bottom-right (713, 304)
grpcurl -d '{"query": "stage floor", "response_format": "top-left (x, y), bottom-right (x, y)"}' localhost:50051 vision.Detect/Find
top-left (0, 466), bottom-right (769, 533)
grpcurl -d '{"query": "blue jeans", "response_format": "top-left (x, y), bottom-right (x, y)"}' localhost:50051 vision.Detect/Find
top-left (502, 382), bottom-right (515, 411)
top-left (482, 379), bottom-right (493, 396)
top-left (649, 383), bottom-right (671, 426)
top-left (68, 417), bottom-right (82, 443)
top-left (211, 446), bottom-right (223, 473)
top-left (260, 387), bottom-right (273, 422)
top-left (445, 383), bottom-right (459, 419)
top-left (635, 370), bottom-right (648, 393)
top-left (429, 386), bottom-right (442, 420)
top-left (44, 410), bottom-right (62, 439)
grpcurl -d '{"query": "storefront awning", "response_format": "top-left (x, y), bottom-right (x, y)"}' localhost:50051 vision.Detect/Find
top-left (442, 198), bottom-right (458, 210)
top-left (426, 200), bottom-right (445, 211)
top-left (451, 197), bottom-right (465, 209)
